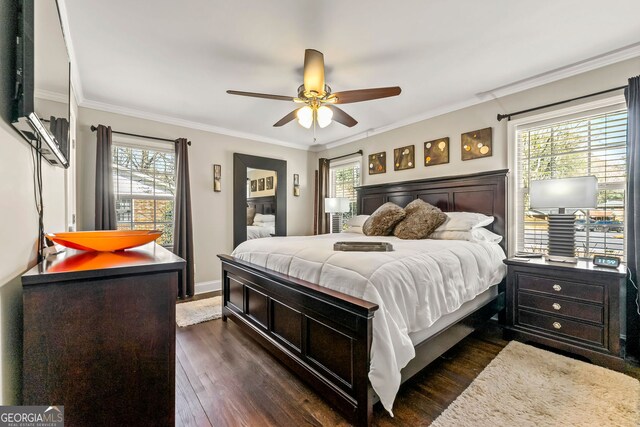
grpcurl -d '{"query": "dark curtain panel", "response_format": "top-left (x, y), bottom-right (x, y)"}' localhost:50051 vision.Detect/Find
top-left (173, 138), bottom-right (194, 298)
top-left (49, 116), bottom-right (70, 161)
top-left (314, 158), bottom-right (330, 235)
top-left (625, 75), bottom-right (640, 358)
top-left (95, 124), bottom-right (117, 230)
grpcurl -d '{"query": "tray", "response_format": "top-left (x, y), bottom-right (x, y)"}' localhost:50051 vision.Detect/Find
top-left (333, 241), bottom-right (394, 252)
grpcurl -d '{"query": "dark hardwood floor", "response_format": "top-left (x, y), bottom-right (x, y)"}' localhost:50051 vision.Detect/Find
top-left (176, 317), bottom-right (508, 427)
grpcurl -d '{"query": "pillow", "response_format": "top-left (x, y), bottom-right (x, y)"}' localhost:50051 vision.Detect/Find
top-left (393, 199), bottom-right (447, 240)
top-left (435, 212), bottom-right (494, 232)
top-left (363, 203), bottom-right (406, 236)
top-left (253, 221), bottom-right (274, 227)
top-left (346, 215), bottom-right (370, 228)
top-left (343, 226), bottom-right (364, 234)
top-left (247, 206), bottom-right (256, 225)
top-left (254, 213), bottom-right (275, 223)
top-left (429, 228), bottom-right (503, 243)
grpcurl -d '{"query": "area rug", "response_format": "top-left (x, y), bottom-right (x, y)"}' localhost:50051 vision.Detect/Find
top-left (176, 296), bottom-right (222, 327)
top-left (431, 341), bottom-right (639, 426)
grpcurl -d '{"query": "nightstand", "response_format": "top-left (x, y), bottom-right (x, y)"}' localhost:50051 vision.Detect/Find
top-left (504, 257), bottom-right (626, 370)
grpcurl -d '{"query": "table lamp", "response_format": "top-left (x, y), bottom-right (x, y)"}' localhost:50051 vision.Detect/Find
top-left (529, 176), bottom-right (598, 262)
top-left (324, 197), bottom-right (350, 233)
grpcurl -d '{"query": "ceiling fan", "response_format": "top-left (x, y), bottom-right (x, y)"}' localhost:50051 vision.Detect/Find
top-left (227, 49), bottom-right (401, 130)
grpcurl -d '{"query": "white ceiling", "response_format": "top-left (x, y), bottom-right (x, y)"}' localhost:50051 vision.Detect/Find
top-left (62, 0), bottom-right (640, 149)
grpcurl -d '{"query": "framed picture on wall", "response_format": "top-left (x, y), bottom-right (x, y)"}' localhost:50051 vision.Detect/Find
top-left (368, 152), bottom-right (386, 174)
top-left (461, 127), bottom-right (492, 160)
top-left (394, 145), bottom-right (415, 171)
top-left (258, 178), bottom-right (265, 191)
top-left (424, 138), bottom-right (449, 166)
top-left (266, 176), bottom-right (274, 190)
top-left (250, 180), bottom-right (257, 192)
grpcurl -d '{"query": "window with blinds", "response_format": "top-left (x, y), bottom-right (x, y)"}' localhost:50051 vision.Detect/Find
top-left (112, 144), bottom-right (176, 247)
top-left (515, 107), bottom-right (627, 258)
top-left (329, 159), bottom-right (361, 232)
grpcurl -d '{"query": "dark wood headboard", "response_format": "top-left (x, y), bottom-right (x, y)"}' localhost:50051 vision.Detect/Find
top-left (357, 169), bottom-right (509, 252)
top-left (247, 196), bottom-right (276, 215)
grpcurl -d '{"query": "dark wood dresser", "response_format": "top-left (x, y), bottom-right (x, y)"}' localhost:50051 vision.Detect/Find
top-left (21, 243), bottom-right (184, 427)
top-left (504, 257), bottom-right (626, 370)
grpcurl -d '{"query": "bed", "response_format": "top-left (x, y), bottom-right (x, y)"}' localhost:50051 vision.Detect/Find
top-left (218, 169), bottom-right (508, 426)
top-left (247, 196), bottom-right (277, 239)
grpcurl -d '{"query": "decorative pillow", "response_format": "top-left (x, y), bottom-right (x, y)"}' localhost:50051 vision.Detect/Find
top-left (247, 206), bottom-right (256, 225)
top-left (393, 199), bottom-right (447, 240)
top-left (430, 228), bottom-right (503, 243)
top-left (363, 203), bottom-right (406, 236)
top-left (435, 212), bottom-right (494, 232)
top-left (346, 215), bottom-right (370, 228)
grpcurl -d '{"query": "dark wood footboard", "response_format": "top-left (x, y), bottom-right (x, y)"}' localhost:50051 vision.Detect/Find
top-left (218, 254), bottom-right (379, 427)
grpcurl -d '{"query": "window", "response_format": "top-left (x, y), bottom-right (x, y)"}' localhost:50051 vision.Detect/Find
top-left (112, 144), bottom-right (176, 247)
top-left (329, 159), bottom-right (361, 232)
top-left (515, 106), bottom-right (627, 258)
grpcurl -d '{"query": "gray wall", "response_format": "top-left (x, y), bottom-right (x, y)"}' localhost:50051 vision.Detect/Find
top-left (0, 0), bottom-right (67, 404)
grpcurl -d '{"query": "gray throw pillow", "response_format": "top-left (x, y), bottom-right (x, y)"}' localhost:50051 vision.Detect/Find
top-left (363, 202), bottom-right (406, 236)
top-left (247, 206), bottom-right (256, 225)
top-left (393, 199), bottom-right (447, 239)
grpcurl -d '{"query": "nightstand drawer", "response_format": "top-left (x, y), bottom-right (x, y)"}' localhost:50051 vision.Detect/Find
top-left (517, 274), bottom-right (603, 303)
top-left (518, 292), bottom-right (603, 324)
top-left (518, 309), bottom-right (604, 346)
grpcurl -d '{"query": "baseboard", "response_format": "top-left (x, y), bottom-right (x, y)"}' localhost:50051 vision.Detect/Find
top-left (195, 280), bottom-right (221, 295)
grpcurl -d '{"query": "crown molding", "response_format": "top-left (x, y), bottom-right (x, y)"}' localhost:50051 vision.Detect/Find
top-left (79, 99), bottom-right (310, 151)
top-left (475, 42), bottom-right (640, 100)
top-left (315, 43), bottom-right (640, 151)
top-left (35, 89), bottom-right (68, 104)
top-left (73, 43), bottom-right (639, 153)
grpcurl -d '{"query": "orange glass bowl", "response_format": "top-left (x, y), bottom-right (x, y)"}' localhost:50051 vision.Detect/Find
top-left (45, 230), bottom-right (163, 252)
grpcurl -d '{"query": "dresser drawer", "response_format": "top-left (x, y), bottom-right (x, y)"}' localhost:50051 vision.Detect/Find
top-left (517, 274), bottom-right (604, 303)
top-left (518, 309), bottom-right (604, 346)
top-left (518, 292), bottom-right (603, 324)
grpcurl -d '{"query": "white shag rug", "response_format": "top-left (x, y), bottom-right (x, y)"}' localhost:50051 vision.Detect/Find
top-left (176, 296), bottom-right (222, 327)
top-left (431, 341), bottom-right (640, 426)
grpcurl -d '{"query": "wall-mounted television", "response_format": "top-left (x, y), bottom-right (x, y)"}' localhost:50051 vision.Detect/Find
top-left (12, 0), bottom-right (71, 168)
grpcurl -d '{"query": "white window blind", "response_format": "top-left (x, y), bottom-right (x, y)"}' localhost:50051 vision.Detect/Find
top-left (112, 144), bottom-right (176, 247)
top-left (515, 107), bottom-right (627, 258)
top-left (329, 159), bottom-right (361, 232)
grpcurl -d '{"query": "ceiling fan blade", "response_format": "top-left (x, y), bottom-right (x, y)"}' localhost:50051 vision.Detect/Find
top-left (273, 108), bottom-right (300, 127)
top-left (227, 90), bottom-right (294, 102)
top-left (327, 105), bottom-right (357, 127)
top-left (303, 49), bottom-right (325, 95)
top-left (330, 86), bottom-right (401, 104)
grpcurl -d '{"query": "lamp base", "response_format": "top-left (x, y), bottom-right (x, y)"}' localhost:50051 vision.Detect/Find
top-left (547, 213), bottom-right (576, 258)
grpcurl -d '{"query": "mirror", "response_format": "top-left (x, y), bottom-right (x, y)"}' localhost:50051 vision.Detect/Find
top-left (234, 154), bottom-right (287, 248)
top-left (246, 168), bottom-right (277, 240)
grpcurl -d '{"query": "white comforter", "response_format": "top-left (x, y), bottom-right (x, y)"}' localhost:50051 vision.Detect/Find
top-left (232, 233), bottom-right (506, 414)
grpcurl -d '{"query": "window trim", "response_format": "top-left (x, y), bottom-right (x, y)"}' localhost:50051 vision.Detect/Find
top-left (507, 94), bottom-right (626, 257)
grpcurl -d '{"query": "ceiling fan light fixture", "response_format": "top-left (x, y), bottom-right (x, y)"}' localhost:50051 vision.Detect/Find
top-left (317, 105), bottom-right (333, 128)
top-left (297, 106), bottom-right (313, 129)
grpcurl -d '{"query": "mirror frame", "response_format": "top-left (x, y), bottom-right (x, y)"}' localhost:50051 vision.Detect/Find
top-left (233, 153), bottom-right (287, 248)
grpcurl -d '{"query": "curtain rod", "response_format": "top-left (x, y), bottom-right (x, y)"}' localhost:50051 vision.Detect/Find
top-left (90, 125), bottom-right (191, 145)
top-left (328, 149), bottom-right (363, 162)
top-left (497, 85), bottom-right (627, 122)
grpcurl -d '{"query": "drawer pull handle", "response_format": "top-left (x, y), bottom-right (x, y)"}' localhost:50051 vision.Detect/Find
top-left (552, 303), bottom-right (561, 310)
top-left (553, 322), bottom-right (562, 329)
top-left (552, 284), bottom-right (562, 292)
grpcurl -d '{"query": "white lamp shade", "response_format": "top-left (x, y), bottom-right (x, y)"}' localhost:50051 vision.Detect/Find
top-left (529, 176), bottom-right (598, 209)
top-left (324, 197), bottom-right (350, 213)
top-left (316, 105), bottom-right (333, 128)
top-left (296, 106), bottom-right (313, 129)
